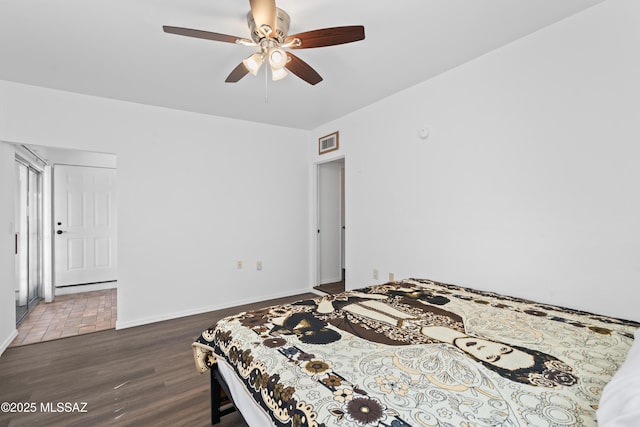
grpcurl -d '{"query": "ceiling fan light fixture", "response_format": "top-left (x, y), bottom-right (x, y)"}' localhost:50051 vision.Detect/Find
top-left (271, 66), bottom-right (288, 81)
top-left (242, 52), bottom-right (264, 75)
top-left (268, 47), bottom-right (287, 69)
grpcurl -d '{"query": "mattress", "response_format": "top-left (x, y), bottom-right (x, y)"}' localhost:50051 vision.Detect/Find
top-left (193, 279), bottom-right (639, 426)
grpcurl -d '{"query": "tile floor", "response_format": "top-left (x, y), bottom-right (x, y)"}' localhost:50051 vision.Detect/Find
top-left (10, 289), bottom-right (117, 347)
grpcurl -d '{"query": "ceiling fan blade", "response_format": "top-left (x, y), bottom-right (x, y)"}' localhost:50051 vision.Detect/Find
top-left (285, 53), bottom-right (323, 85)
top-left (163, 26), bottom-right (242, 44)
top-left (286, 26), bottom-right (365, 49)
top-left (225, 63), bottom-right (250, 83)
top-left (249, 0), bottom-right (276, 38)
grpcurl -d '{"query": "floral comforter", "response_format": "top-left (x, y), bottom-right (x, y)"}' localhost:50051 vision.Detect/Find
top-left (193, 279), bottom-right (639, 426)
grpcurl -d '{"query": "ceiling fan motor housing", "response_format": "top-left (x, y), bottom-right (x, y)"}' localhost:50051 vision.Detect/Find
top-left (247, 8), bottom-right (290, 43)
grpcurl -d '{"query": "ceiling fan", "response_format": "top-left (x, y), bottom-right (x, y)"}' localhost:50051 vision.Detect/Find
top-left (163, 0), bottom-right (365, 85)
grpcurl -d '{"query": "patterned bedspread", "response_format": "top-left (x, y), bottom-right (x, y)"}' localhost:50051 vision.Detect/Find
top-left (193, 279), bottom-right (639, 426)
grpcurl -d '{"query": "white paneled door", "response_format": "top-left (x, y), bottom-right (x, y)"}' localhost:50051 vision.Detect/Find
top-left (53, 165), bottom-right (117, 287)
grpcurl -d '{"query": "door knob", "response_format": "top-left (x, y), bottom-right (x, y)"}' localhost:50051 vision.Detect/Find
top-left (56, 230), bottom-right (64, 235)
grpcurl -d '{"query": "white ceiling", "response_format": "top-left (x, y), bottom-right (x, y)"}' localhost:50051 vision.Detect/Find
top-left (0, 0), bottom-right (603, 130)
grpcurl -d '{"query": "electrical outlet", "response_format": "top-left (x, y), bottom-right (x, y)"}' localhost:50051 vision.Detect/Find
top-left (389, 272), bottom-right (395, 281)
top-left (373, 269), bottom-right (379, 279)
top-left (237, 260), bottom-right (243, 269)
top-left (257, 261), bottom-right (262, 271)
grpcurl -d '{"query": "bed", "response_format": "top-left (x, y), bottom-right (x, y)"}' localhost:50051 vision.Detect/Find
top-left (193, 278), bottom-right (639, 426)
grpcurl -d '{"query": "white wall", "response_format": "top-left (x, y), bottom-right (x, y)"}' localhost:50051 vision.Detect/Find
top-left (0, 82), bottom-right (310, 338)
top-left (311, 0), bottom-right (640, 321)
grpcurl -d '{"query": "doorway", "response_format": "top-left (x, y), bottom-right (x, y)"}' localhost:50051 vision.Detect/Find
top-left (14, 158), bottom-right (43, 325)
top-left (315, 158), bottom-right (345, 294)
top-left (10, 145), bottom-right (118, 346)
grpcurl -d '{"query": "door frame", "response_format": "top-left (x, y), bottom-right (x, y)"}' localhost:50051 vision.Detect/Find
top-left (52, 164), bottom-right (118, 289)
top-left (14, 153), bottom-right (46, 323)
top-left (314, 156), bottom-right (345, 287)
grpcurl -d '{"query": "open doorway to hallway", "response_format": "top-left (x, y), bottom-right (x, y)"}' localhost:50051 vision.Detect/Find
top-left (11, 144), bottom-right (118, 346)
top-left (314, 157), bottom-right (345, 295)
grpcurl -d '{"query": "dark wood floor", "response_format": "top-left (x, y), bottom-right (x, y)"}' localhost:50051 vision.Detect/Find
top-left (313, 280), bottom-right (345, 295)
top-left (0, 292), bottom-right (316, 427)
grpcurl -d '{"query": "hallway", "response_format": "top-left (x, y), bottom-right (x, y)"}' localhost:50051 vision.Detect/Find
top-left (10, 289), bottom-right (116, 347)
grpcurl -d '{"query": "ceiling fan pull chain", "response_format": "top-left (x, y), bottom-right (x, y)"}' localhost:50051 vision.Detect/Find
top-left (264, 62), bottom-right (269, 103)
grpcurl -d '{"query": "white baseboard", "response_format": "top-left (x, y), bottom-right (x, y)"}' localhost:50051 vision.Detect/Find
top-left (0, 329), bottom-right (18, 357)
top-left (55, 281), bottom-right (117, 296)
top-left (115, 288), bottom-right (313, 330)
